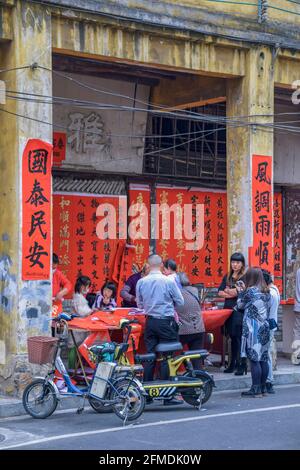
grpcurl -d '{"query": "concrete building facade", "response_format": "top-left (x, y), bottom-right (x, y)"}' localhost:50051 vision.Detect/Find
top-left (0, 0), bottom-right (300, 394)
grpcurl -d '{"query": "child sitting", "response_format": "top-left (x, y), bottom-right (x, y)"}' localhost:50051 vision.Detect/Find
top-left (69, 276), bottom-right (97, 363)
top-left (93, 281), bottom-right (117, 310)
top-left (73, 275), bottom-right (96, 317)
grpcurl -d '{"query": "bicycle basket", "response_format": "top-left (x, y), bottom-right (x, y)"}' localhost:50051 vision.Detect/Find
top-left (27, 336), bottom-right (58, 365)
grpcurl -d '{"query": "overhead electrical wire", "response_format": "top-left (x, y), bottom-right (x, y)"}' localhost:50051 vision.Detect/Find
top-left (6, 89), bottom-right (300, 134)
top-left (2, 63), bottom-right (300, 126)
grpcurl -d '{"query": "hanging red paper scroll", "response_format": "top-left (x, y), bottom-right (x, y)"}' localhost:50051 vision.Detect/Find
top-left (22, 139), bottom-right (52, 280)
top-left (184, 190), bottom-right (227, 286)
top-left (111, 241), bottom-right (126, 284)
top-left (116, 244), bottom-right (137, 304)
top-left (128, 184), bottom-right (150, 270)
top-left (249, 155), bottom-right (274, 273)
top-left (155, 187), bottom-right (227, 286)
top-left (53, 194), bottom-right (124, 296)
top-left (273, 192), bottom-right (283, 293)
top-left (53, 132), bottom-right (66, 167)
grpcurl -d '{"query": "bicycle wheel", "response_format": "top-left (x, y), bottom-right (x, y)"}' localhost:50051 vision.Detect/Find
top-left (88, 397), bottom-right (113, 413)
top-left (181, 380), bottom-right (213, 407)
top-left (22, 379), bottom-right (58, 419)
top-left (110, 379), bottom-right (145, 422)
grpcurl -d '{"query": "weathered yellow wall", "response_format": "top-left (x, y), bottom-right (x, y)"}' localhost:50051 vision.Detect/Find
top-left (102, 0), bottom-right (300, 26)
top-left (0, 39), bottom-right (18, 361)
top-left (50, 6), bottom-right (300, 88)
top-left (131, 0), bottom-right (258, 18)
top-left (0, 4), bottom-right (13, 41)
top-left (52, 14), bottom-right (248, 78)
top-left (226, 46), bottom-right (274, 257)
top-left (0, 0), bottom-right (52, 395)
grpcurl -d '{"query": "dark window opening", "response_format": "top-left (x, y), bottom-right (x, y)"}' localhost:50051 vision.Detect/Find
top-left (144, 103), bottom-right (226, 186)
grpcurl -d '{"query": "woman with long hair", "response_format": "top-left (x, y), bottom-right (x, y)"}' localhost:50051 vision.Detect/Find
top-left (237, 267), bottom-right (270, 397)
top-left (218, 252), bottom-right (246, 374)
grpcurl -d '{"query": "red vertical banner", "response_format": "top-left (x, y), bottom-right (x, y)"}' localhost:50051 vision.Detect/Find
top-left (155, 188), bottom-right (186, 271)
top-left (53, 194), bottom-right (73, 287)
top-left (111, 241), bottom-right (126, 284)
top-left (53, 194), bottom-right (121, 296)
top-left (202, 193), bottom-right (214, 286)
top-left (250, 155), bottom-right (274, 273)
top-left (215, 194), bottom-right (228, 285)
top-left (155, 187), bottom-right (228, 286)
top-left (156, 188), bottom-right (174, 264)
top-left (116, 244), bottom-right (136, 304)
top-left (53, 132), bottom-right (66, 167)
top-left (273, 192), bottom-right (283, 293)
top-left (128, 185), bottom-right (150, 270)
top-left (22, 139), bottom-right (52, 280)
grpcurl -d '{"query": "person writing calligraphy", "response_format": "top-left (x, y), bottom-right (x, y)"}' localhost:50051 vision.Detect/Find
top-left (218, 252), bottom-right (247, 375)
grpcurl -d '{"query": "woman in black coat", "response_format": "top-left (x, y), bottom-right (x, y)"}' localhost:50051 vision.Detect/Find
top-left (218, 252), bottom-right (246, 374)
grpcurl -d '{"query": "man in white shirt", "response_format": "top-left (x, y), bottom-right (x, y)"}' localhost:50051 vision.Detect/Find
top-left (263, 270), bottom-right (280, 394)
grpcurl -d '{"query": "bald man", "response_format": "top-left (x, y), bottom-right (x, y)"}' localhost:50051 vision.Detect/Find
top-left (136, 254), bottom-right (184, 383)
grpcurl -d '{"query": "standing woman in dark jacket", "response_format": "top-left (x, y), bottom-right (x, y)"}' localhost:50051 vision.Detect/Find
top-left (218, 252), bottom-right (246, 374)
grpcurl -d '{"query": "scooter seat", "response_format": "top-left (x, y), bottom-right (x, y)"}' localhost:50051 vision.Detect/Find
top-left (182, 349), bottom-right (209, 358)
top-left (135, 353), bottom-right (156, 363)
top-left (155, 342), bottom-right (183, 353)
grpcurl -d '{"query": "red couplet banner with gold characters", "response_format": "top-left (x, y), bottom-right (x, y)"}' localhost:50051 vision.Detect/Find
top-left (155, 186), bottom-right (228, 287)
top-left (22, 139), bottom-right (52, 280)
top-left (53, 193), bottom-right (126, 297)
top-left (53, 132), bottom-right (66, 167)
top-left (250, 155), bottom-right (274, 272)
top-left (274, 192), bottom-right (283, 293)
top-left (128, 184), bottom-right (150, 270)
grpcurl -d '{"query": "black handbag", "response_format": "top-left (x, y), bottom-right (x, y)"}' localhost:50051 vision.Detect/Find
top-left (231, 305), bottom-right (244, 328)
top-left (268, 318), bottom-right (278, 330)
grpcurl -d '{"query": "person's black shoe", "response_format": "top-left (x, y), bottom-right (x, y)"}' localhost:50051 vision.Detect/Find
top-left (223, 361), bottom-right (236, 373)
top-left (234, 359), bottom-right (248, 376)
top-left (261, 383), bottom-right (268, 396)
top-left (266, 382), bottom-right (275, 394)
top-left (163, 397), bottom-right (183, 406)
top-left (241, 385), bottom-right (263, 398)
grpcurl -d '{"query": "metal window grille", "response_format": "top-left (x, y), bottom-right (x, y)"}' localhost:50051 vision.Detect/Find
top-left (143, 103), bottom-right (226, 186)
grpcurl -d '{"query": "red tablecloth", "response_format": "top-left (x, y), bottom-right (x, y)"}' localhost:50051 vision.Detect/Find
top-left (202, 309), bottom-right (232, 330)
top-left (68, 308), bottom-right (232, 367)
top-left (68, 308), bottom-right (232, 332)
